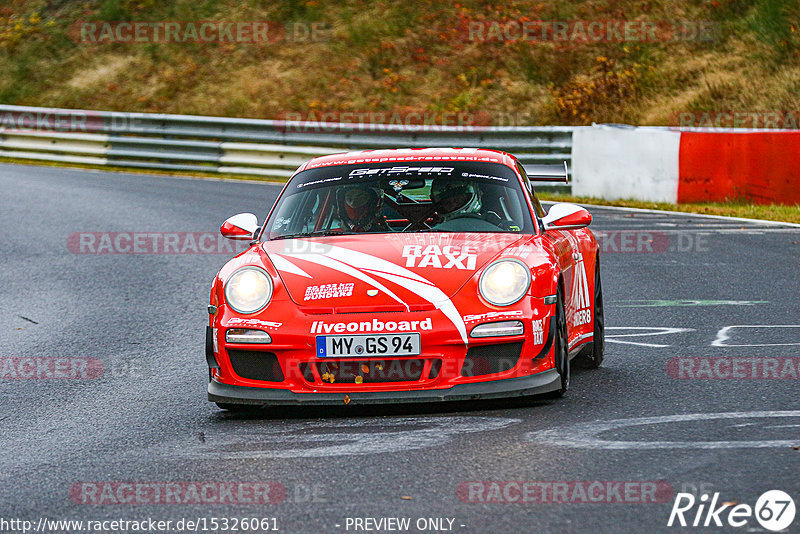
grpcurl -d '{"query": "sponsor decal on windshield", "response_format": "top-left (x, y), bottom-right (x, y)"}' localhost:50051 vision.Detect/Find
top-left (305, 154), bottom-right (504, 169)
top-left (296, 176), bottom-right (342, 189)
top-left (349, 166), bottom-right (454, 176)
top-left (461, 172), bottom-right (509, 182)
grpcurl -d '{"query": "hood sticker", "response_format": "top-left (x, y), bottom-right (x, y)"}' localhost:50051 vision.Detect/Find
top-left (279, 244), bottom-right (468, 344)
top-left (226, 318), bottom-right (282, 329)
top-left (311, 318), bottom-right (433, 334)
top-left (402, 244), bottom-right (478, 270)
top-left (275, 252), bottom-right (408, 309)
top-left (305, 283), bottom-right (355, 301)
top-left (463, 310), bottom-right (524, 323)
top-left (570, 252), bottom-right (592, 327)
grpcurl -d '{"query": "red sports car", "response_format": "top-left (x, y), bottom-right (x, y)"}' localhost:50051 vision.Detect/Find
top-left (206, 148), bottom-right (603, 409)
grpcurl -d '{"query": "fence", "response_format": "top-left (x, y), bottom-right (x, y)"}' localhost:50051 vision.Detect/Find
top-left (0, 105), bottom-right (574, 180)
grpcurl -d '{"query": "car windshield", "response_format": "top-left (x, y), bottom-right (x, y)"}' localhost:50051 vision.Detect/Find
top-left (264, 161), bottom-right (536, 240)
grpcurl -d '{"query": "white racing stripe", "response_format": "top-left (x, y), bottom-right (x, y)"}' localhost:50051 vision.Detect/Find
top-left (324, 244), bottom-right (432, 285)
top-left (279, 252), bottom-right (408, 310)
top-left (366, 270), bottom-right (468, 344)
top-left (283, 244), bottom-right (468, 343)
top-left (268, 254), bottom-right (311, 278)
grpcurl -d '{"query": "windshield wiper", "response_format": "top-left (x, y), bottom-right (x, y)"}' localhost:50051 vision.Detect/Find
top-left (270, 230), bottom-right (358, 240)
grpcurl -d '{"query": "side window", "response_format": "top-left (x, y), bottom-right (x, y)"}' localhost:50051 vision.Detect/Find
top-left (516, 162), bottom-right (546, 219)
top-left (269, 193), bottom-right (302, 234)
top-left (269, 190), bottom-right (322, 235)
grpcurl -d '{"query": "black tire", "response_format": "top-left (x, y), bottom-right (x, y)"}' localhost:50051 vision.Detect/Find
top-left (575, 254), bottom-right (605, 369)
top-left (549, 284), bottom-right (570, 397)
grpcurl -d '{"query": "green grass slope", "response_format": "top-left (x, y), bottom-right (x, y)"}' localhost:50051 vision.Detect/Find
top-left (1, 0), bottom-right (798, 125)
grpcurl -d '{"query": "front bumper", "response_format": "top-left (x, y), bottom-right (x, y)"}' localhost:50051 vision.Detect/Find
top-left (207, 293), bottom-right (558, 405)
top-left (208, 368), bottom-right (560, 406)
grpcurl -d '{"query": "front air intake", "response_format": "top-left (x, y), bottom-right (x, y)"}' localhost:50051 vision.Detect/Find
top-left (227, 350), bottom-right (284, 382)
top-left (461, 342), bottom-right (523, 377)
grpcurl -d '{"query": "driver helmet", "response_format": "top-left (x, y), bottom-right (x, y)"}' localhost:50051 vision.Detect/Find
top-left (430, 180), bottom-right (482, 221)
top-left (341, 186), bottom-right (383, 227)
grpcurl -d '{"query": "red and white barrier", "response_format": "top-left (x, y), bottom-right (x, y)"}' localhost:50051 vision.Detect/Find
top-left (572, 125), bottom-right (800, 205)
top-left (678, 131), bottom-right (800, 204)
top-left (572, 126), bottom-right (680, 203)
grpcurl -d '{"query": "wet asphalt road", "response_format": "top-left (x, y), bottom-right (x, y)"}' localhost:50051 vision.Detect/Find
top-left (0, 163), bottom-right (798, 534)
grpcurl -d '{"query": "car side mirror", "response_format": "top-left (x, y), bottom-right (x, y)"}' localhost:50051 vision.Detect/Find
top-left (220, 213), bottom-right (259, 240)
top-left (542, 203), bottom-right (592, 231)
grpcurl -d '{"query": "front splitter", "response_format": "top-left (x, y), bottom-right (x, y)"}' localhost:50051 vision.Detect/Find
top-left (208, 369), bottom-right (561, 406)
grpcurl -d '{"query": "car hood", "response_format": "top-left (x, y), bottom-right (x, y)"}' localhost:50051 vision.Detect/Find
top-left (261, 233), bottom-right (533, 309)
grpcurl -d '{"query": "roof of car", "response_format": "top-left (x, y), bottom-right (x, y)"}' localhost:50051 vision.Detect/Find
top-left (297, 148), bottom-right (517, 172)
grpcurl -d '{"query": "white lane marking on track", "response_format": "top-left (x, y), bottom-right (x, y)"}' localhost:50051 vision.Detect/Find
top-left (561, 203), bottom-right (800, 228)
top-left (611, 300), bottom-right (766, 308)
top-left (526, 411), bottom-right (800, 450)
top-left (592, 227), bottom-right (798, 234)
top-left (606, 327), bottom-right (695, 347)
top-left (712, 325), bottom-right (800, 347)
top-left (177, 416), bottom-right (520, 459)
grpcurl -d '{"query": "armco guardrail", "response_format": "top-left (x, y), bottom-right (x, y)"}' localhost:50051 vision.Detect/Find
top-left (0, 105), bottom-right (574, 180)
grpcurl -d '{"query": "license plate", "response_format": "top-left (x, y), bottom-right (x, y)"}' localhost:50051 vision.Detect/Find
top-left (316, 333), bottom-right (421, 358)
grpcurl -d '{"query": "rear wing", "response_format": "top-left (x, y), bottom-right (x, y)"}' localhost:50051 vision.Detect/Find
top-left (524, 162), bottom-right (569, 184)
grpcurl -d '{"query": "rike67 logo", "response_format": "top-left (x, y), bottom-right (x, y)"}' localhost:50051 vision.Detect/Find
top-left (668, 490), bottom-right (796, 531)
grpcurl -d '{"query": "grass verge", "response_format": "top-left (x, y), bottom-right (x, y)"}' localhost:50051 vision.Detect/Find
top-left (539, 193), bottom-right (800, 224)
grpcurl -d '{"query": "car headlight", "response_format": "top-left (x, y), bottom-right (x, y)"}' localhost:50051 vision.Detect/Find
top-left (479, 259), bottom-right (531, 306)
top-left (224, 267), bottom-right (273, 314)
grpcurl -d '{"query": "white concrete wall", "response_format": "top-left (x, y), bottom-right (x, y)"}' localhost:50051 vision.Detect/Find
top-left (572, 125), bottom-right (681, 203)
